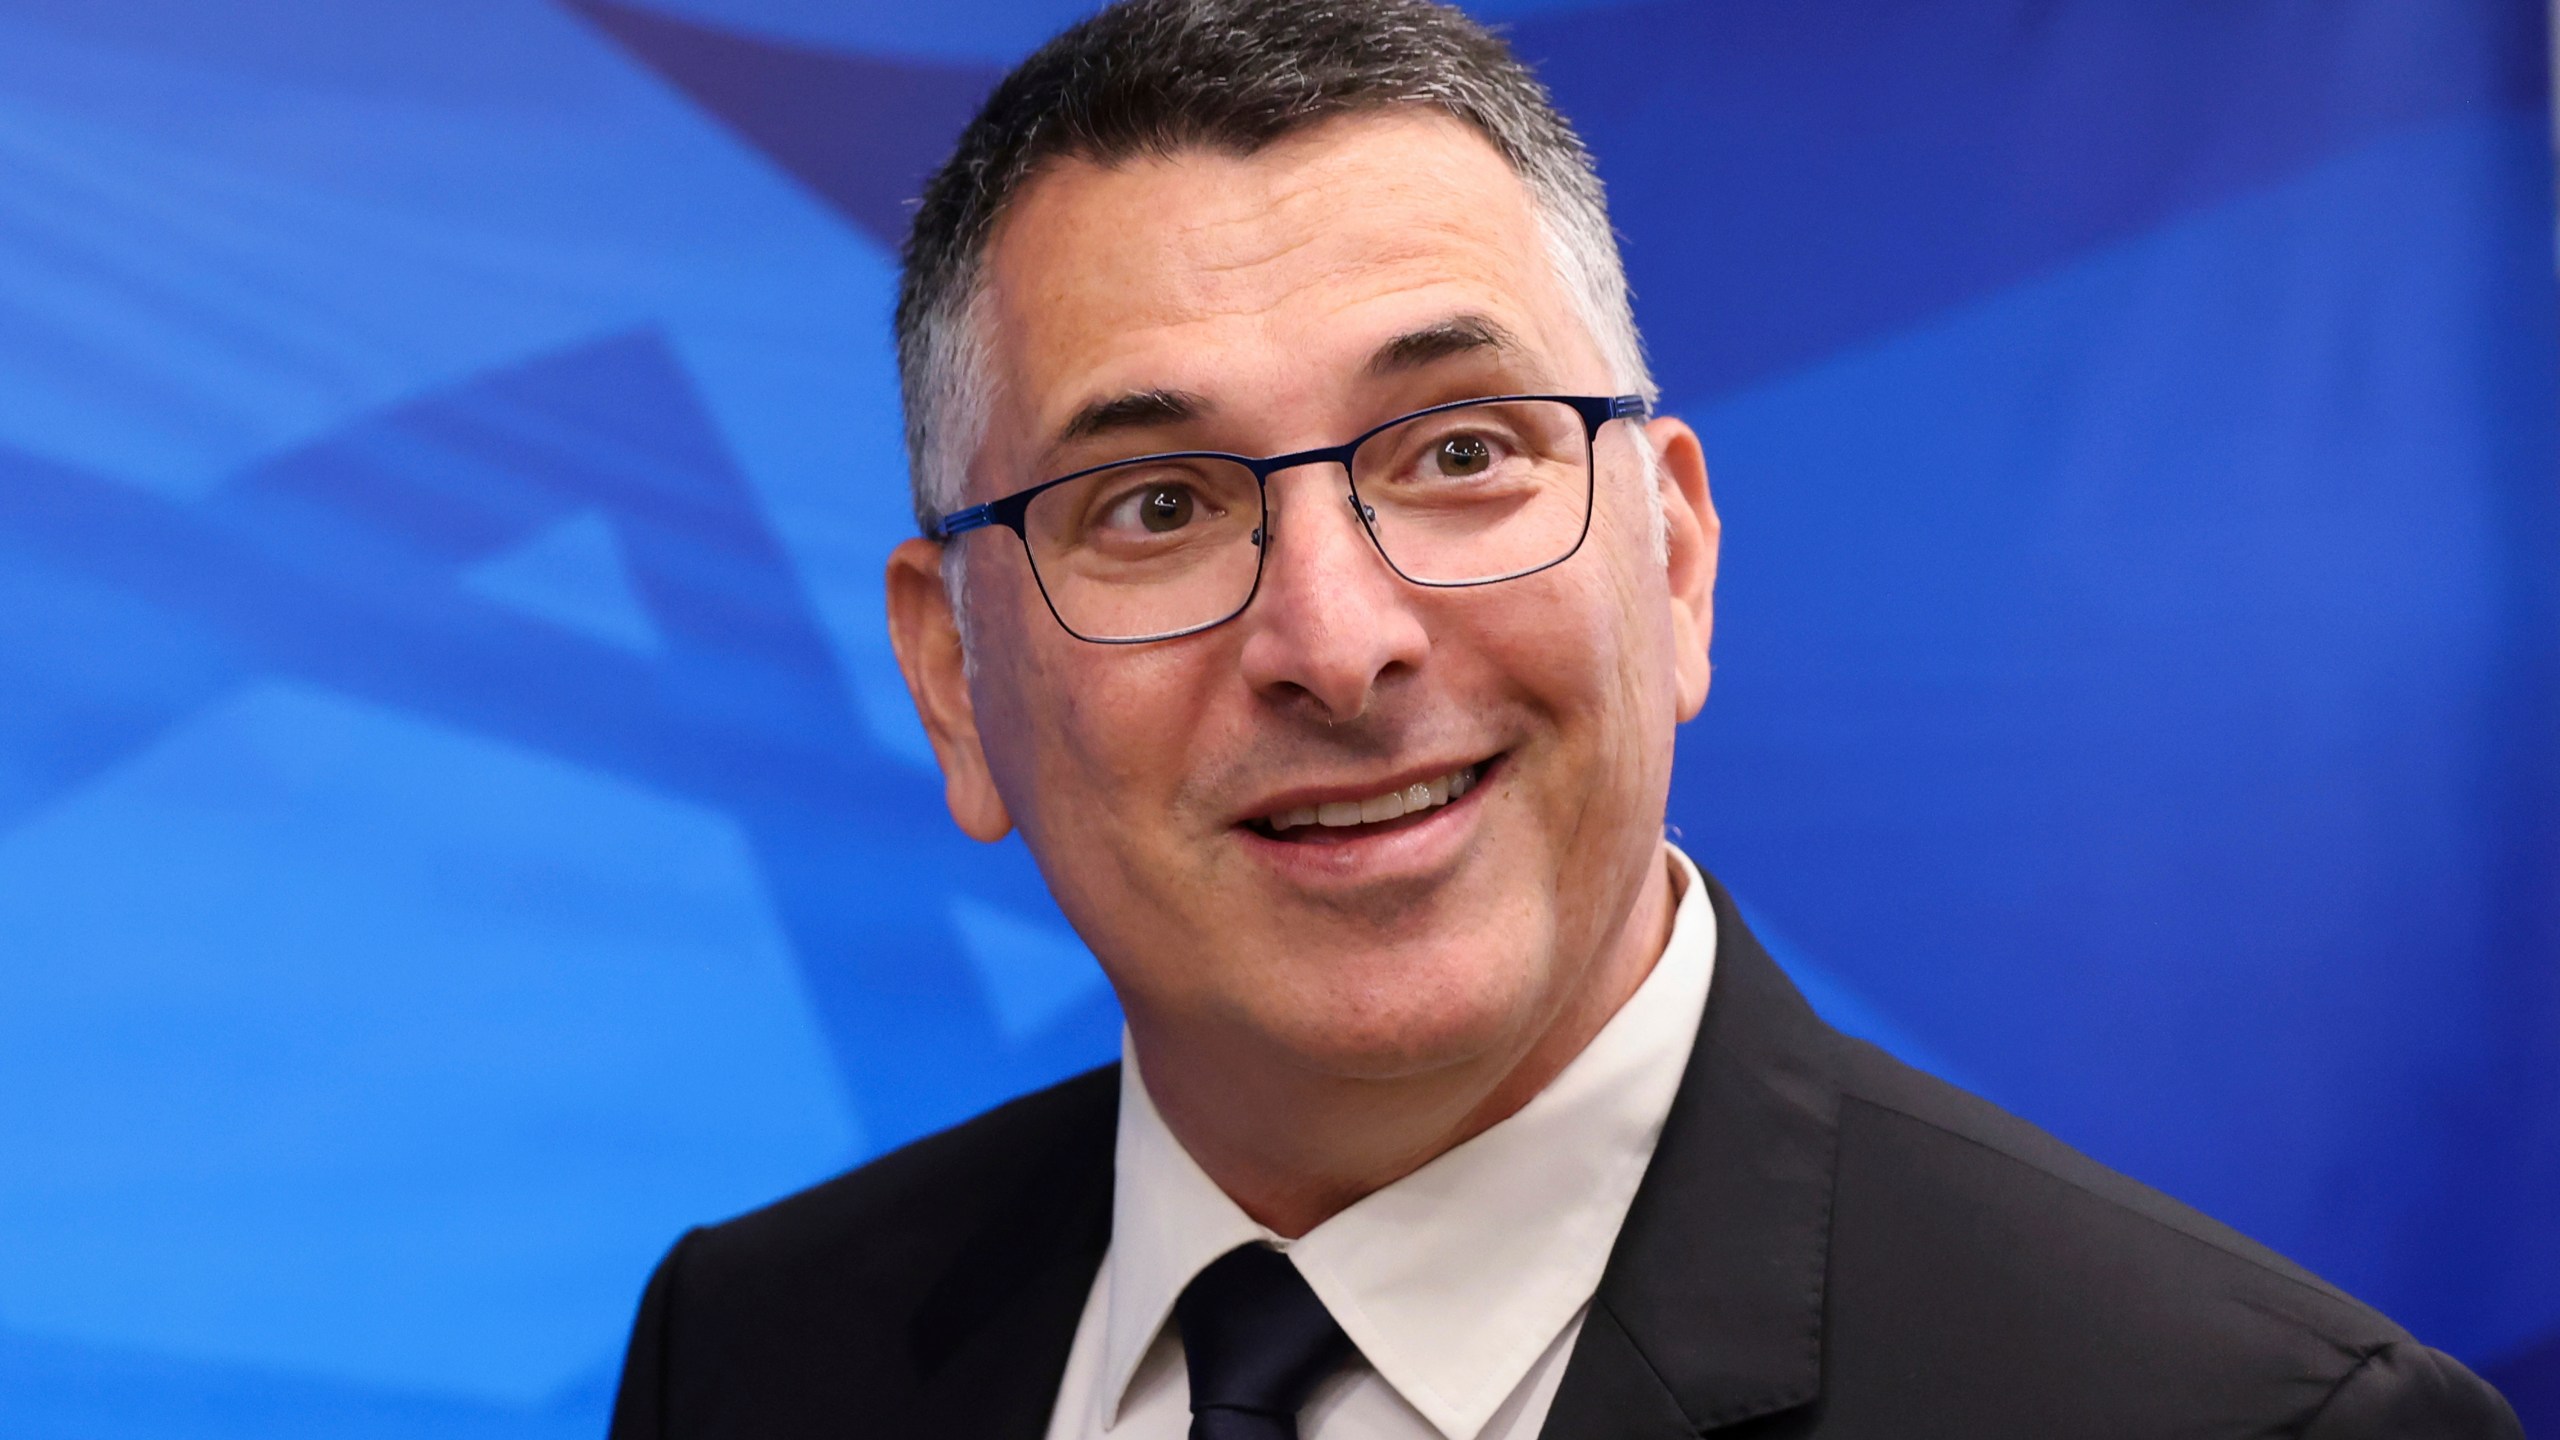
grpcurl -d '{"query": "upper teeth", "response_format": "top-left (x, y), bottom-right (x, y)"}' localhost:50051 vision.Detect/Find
top-left (1267, 765), bottom-right (1479, 832)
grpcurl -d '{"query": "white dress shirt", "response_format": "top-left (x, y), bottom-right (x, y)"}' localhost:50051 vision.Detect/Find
top-left (1042, 845), bottom-right (1718, 1440)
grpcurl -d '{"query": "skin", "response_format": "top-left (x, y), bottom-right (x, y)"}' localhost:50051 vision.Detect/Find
top-left (887, 110), bottom-right (1719, 1237)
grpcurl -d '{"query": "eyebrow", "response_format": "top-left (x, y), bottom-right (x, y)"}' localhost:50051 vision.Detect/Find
top-left (1364, 314), bottom-right (1527, 378)
top-left (1055, 387), bottom-right (1208, 446)
top-left (1045, 314), bottom-right (1528, 455)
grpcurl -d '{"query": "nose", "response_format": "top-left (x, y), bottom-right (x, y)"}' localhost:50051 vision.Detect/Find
top-left (1233, 466), bottom-right (1430, 721)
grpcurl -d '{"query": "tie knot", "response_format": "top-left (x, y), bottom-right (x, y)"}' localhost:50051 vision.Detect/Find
top-left (1174, 1245), bottom-right (1354, 1438)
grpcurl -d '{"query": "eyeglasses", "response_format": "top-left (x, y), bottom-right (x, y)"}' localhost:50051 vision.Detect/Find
top-left (933, 393), bottom-right (1649, 644)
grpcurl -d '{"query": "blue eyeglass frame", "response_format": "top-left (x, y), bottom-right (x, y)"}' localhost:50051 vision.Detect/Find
top-left (931, 392), bottom-right (1650, 645)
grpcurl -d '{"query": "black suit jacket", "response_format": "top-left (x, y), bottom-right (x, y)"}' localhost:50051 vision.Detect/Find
top-left (609, 874), bottom-right (2521, 1439)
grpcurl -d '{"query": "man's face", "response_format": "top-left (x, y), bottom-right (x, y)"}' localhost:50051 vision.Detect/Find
top-left (893, 111), bottom-right (1716, 1085)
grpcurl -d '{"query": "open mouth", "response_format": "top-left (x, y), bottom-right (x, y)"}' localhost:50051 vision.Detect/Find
top-left (1243, 756), bottom-right (1499, 844)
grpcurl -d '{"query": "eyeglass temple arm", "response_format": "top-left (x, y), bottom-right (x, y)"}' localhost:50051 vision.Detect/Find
top-left (933, 504), bottom-right (995, 540)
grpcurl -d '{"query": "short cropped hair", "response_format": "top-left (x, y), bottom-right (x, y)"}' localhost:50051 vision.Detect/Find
top-left (894, 0), bottom-right (1653, 536)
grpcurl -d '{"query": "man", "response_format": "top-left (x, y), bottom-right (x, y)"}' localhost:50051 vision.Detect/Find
top-left (608, 2), bottom-right (2521, 1436)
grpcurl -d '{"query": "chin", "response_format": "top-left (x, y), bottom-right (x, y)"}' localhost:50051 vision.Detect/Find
top-left (1245, 940), bottom-right (1553, 1083)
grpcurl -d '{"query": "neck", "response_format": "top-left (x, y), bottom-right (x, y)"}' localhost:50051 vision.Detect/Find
top-left (1135, 848), bottom-right (1681, 1238)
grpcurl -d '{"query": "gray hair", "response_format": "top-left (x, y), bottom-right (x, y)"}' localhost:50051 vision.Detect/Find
top-left (894, 0), bottom-right (1656, 539)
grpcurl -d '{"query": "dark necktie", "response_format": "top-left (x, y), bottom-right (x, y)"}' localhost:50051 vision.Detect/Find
top-left (1174, 1243), bottom-right (1356, 1440)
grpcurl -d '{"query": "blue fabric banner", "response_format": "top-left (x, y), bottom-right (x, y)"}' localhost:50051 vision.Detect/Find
top-left (0, 1), bottom-right (2552, 1433)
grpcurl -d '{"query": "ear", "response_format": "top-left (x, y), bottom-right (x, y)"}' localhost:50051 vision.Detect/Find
top-left (1646, 416), bottom-right (1719, 722)
top-left (886, 537), bottom-right (1015, 842)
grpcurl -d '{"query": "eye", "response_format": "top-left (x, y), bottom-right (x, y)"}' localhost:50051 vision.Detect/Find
top-left (1090, 478), bottom-right (1214, 539)
top-left (1139, 484), bottom-right (1194, 532)
top-left (1434, 433), bottom-right (1494, 477)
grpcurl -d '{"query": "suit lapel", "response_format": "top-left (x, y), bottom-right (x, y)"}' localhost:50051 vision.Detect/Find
top-left (1541, 876), bottom-right (1843, 1439)
top-left (1539, 1299), bottom-right (1711, 1440)
top-left (888, 1066), bottom-right (1119, 1440)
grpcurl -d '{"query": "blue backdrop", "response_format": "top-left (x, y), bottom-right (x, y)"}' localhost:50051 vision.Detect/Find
top-left (2, 1), bottom-right (2554, 1434)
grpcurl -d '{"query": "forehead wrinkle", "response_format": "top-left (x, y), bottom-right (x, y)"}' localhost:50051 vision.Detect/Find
top-left (1189, 183), bottom-right (1529, 298)
top-left (1160, 179), bottom-right (1336, 279)
top-left (1128, 227), bottom-right (1553, 391)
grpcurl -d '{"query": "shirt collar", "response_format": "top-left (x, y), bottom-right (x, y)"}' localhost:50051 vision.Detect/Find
top-left (1098, 844), bottom-right (1718, 1440)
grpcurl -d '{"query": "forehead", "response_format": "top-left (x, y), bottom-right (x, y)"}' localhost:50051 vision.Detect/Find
top-left (974, 110), bottom-right (1592, 461)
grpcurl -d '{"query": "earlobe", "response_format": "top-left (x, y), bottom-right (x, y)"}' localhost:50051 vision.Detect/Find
top-left (885, 538), bottom-right (1016, 842)
top-left (1645, 418), bottom-right (1719, 722)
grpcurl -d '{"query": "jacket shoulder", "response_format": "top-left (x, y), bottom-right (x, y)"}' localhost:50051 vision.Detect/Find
top-left (609, 1064), bottom-right (1119, 1439)
top-left (1817, 1038), bottom-right (2519, 1436)
top-left (1830, 1035), bottom-right (2360, 1308)
top-left (688, 1060), bottom-right (1119, 1284)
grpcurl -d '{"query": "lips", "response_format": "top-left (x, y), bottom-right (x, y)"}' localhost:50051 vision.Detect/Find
top-left (1243, 758), bottom-right (1494, 841)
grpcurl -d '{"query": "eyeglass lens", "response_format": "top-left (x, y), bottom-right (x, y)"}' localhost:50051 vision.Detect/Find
top-left (1017, 398), bottom-right (1595, 643)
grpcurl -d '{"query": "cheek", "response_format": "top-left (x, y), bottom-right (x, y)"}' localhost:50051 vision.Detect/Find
top-left (1467, 521), bottom-right (1677, 828)
top-left (958, 566), bottom-right (1044, 801)
top-left (976, 602), bottom-right (1224, 858)
top-left (1482, 551), bottom-right (1662, 729)
top-left (1053, 654), bottom-right (1218, 806)
top-left (1584, 484), bottom-right (1680, 720)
